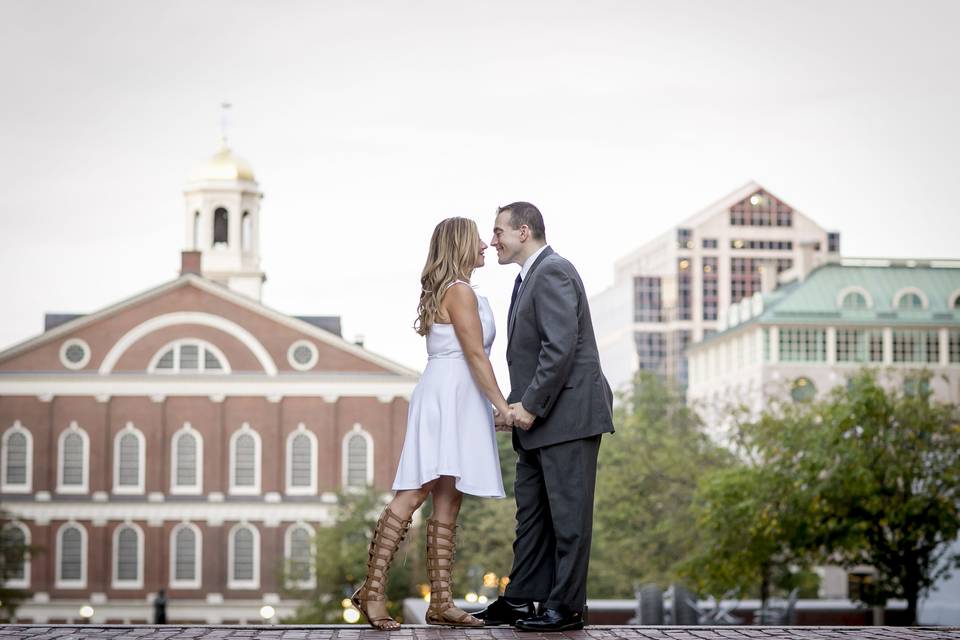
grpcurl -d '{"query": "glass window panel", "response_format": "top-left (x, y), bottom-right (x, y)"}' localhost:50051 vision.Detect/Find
top-left (289, 527), bottom-right (312, 582)
top-left (233, 528), bottom-right (255, 581)
top-left (204, 349), bottom-right (222, 370)
top-left (290, 433), bottom-right (312, 487)
top-left (5, 432), bottom-right (27, 484)
top-left (116, 528), bottom-right (138, 581)
top-left (156, 349), bottom-right (175, 369)
top-left (347, 435), bottom-right (367, 488)
top-left (176, 433), bottom-right (197, 486)
top-left (179, 344), bottom-right (199, 370)
top-left (60, 527), bottom-right (82, 580)
top-left (175, 528), bottom-right (196, 581)
top-left (62, 432), bottom-right (84, 485)
top-left (234, 434), bottom-right (256, 487)
top-left (118, 433), bottom-right (139, 486)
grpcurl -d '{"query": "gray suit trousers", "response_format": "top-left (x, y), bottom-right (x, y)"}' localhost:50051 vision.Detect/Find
top-left (503, 433), bottom-right (601, 612)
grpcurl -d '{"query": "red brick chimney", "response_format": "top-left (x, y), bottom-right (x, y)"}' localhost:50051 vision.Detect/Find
top-left (181, 250), bottom-right (202, 276)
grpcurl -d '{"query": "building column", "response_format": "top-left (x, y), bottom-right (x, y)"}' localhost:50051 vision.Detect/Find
top-left (939, 328), bottom-right (949, 366)
top-left (826, 327), bottom-right (837, 364)
top-left (883, 328), bottom-right (893, 365)
top-left (770, 327), bottom-right (780, 363)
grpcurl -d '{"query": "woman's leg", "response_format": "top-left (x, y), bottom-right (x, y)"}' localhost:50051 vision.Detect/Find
top-left (425, 476), bottom-right (481, 626)
top-left (353, 480), bottom-right (437, 629)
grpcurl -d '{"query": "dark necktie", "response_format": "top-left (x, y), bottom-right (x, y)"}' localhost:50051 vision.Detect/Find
top-left (508, 273), bottom-right (522, 322)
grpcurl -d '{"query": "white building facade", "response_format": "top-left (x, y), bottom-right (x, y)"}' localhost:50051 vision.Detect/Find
top-left (591, 182), bottom-right (840, 394)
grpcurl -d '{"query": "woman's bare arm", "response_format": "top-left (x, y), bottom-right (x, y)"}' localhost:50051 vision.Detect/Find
top-left (443, 283), bottom-right (511, 419)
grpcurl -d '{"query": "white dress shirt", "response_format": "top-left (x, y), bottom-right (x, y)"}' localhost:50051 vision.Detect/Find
top-left (519, 244), bottom-right (550, 285)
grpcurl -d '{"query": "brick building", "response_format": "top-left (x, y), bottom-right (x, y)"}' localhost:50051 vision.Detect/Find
top-left (0, 141), bottom-right (419, 623)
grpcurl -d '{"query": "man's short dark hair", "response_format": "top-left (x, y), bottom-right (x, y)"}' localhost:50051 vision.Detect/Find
top-left (497, 202), bottom-right (546, 241)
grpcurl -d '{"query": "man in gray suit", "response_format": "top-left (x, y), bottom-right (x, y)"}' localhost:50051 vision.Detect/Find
top-left (476, 202), bottom-right (615, 632)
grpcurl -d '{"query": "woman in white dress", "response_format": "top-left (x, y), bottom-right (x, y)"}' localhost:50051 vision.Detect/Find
top-left (351, 217), bottom-right (512, 630)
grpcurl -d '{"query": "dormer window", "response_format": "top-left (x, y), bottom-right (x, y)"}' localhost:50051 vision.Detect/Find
top-left (149, 340), bottom-right (230, 374)
top-left (841, 292), bottom-right (867, 310)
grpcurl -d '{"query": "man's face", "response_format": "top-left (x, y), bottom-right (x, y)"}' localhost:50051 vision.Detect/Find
top-left (491, 211), bottom-right (525, 266)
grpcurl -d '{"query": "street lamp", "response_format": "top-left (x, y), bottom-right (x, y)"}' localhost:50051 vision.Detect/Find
top-left (79, 605), bottom-right (94, 623)
top-left (259, 605), bottom-right (276, 624)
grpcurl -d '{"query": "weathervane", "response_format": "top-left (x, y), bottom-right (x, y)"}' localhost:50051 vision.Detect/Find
top-left (219, 102), bottom-right (232, 148)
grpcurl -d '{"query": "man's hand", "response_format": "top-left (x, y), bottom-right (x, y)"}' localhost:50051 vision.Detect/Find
top-left (494, 408), bottom-right (515, 432)
top-left (509, 402), bottom-right (536, 431)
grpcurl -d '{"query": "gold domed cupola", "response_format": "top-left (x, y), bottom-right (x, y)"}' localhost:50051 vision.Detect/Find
top-left (189, 143), bottom-right (256, 183)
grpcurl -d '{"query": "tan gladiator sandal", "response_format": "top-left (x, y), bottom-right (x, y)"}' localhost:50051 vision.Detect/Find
top-left (425, 518), bottom-right (483, 627)
top-left (350, 507), bottom-right (412, 630)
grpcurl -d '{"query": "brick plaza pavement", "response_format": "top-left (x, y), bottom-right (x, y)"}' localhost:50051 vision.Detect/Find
top-left (2, 627), bottom-right (959, 640)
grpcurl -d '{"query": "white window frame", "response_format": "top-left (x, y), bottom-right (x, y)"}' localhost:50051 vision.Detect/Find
top-left (948, 288), bottom-right (960, 310)
top-left (2, 421), bottom-right (32, 493)
top-left (227, 522), bottom-right (260, 589)
top-left (57, 421), bottom-right (89, 494)
top-left (835, 285), bottom-right (873, 310)
top-left (3, 521), bottom-right (31, 589)
top-left (148, 338), bottom-right (232, 374)
top-left (111, 521), bottom-right (145, 589)
top-left (286, 423), bottom-right (318, 496)
top-left (59, 338), bottom-right (91, 370)
top-left (55, 521), bottom-right (87, 589)
top-left (113, 422), bottom-right (146, 495)
top-left (229, 423), bottom-right (262, 496)
top-left (169, 522), bottom-right (203, 589)
top-left (893, 287), bottom-right (929, 311)
top-left (170, 423), bottom-right (204, 495)
top-left (284, 522), bottom-right (316, 589)
top-left (341, 423), bottom-right (374, 491)
top-left (287, 340), bottom-right (319, 371)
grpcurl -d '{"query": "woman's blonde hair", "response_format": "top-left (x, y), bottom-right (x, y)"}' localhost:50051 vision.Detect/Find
top-left (415, 217), bottom-right (480, 336)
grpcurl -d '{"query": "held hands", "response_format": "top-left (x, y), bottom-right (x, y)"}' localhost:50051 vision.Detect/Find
top-left (493, 406), bottom-right (514, 432)
top-left (509, 402), bottom-right (536, 431)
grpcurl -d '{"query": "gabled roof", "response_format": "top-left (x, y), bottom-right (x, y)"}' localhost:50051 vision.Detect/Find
top-left (690, 260), bottom-right (960, 349)
top-left (0, 274), bottom-right (420, 378)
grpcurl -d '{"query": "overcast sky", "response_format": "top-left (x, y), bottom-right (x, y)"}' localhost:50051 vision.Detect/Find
top-left (2, 0), bottom-right (958, 381)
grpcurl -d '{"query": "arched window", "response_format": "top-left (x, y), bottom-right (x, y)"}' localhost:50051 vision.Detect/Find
top-left (170, 523), bottom-right (202, 589)
top-left (149, 339), bottom-right (229, 374)
top-left (286, 424), bottom-right (317, 495)
top-left (241, 211), bottom-right (252, 252)
top-left (228, 523), bottom-right (260, 589)
top-left (56, 522), bottom-right (86, 588)
top-left (342, 425), bottom-right (373, 490)
top-left (2, 422), bottom-right (32, 493)
top-left (230, 424), bottom-right (261, 495)
top-left (192, 211), bottom-right (201, 249)
top-left (171, 424), bottom-right (203, 494)
top-left (113, 523), bottom-right (143, 588)
top-left (285, 523), bottom-right (315, 588)
top-left (2, 522), bottom-right (30, 588)
top-left (213, 207), bottom-right (229, 247)
top-left (841, 292), bottom-right (867, 310)
top-left (58, 422), bottom-right (89, 494)
top-left (790, 377), bottom-right (817, 403)
top-left (113, 423), bottom-right (145, 494)
top-left (894, 288), bottom-right (927, 311)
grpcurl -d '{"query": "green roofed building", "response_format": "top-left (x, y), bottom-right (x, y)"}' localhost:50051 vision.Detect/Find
top-left (687, 257), bottom-right (960, 423)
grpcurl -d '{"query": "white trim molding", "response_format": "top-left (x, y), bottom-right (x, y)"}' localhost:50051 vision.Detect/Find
top-left (55, 521), bottom-right (87, 589)
top-left (283, 521), bottom-right (316, 590)
top-left (287, 340), bottom-right (319, 371)
top-left (2, 421), bottom-right (33, 493)
top-left (57, 421), bottom-right (89, 495)
top-left (893, 286), bottom-right (929, 310)
top-left (111, 521), bottom-right (145, 589)
top-left (229, 423), bottom-right (262, 496)
top-left (835, 285), bottom-right (874, 310)
top-left (169, 521), bottom-right (203, 590)
top-left (148, 338), bottom-right (232, 374)
top-left (285, 424), bottom-right (318, 496)
top-left (948, 288), bottom-right (960, 310)
top-left (3, 520), bottom-right (31, 589)
top-left (99, 311), bottom-right (277, 375)
top-left (59, 338), bottom-right (91, 370)
top-left (112, 422), bottom-right (146, 495)
top-left (341, 423), bottom-right (374, 491)
top-left (227, 521), bottom-right (261, 590)
top-left (170, 423), bottom-right (204, 495)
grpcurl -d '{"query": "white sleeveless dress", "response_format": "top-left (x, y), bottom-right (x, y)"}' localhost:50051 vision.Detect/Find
top-left (392, 281), bottom-right (506, 498)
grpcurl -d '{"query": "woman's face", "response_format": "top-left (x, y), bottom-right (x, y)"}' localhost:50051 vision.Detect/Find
top-left (474, 236), bottom-right (488, 269)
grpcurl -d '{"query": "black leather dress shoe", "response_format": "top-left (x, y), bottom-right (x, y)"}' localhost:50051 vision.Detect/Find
top-left (514, 606), bottom-right (584, 632)
top-left (474, 597), bottom-right (536, 626)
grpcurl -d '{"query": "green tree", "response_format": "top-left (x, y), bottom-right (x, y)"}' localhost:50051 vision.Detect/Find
top-left (1, 512), bottom-right (35, 622)
top-left (283, 489), bottom-right (418, 624)
top-left (589, 372), bottom-right (735, 597)
top-left (694, 369), bottom-right (960, 624)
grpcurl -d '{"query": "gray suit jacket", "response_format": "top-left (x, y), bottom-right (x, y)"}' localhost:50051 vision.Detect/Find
top-left (507, 247), bottom-right (615, 449)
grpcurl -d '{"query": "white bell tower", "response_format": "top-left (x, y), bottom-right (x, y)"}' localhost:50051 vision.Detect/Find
top-left (183, 105), bottom-right (266, 300)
